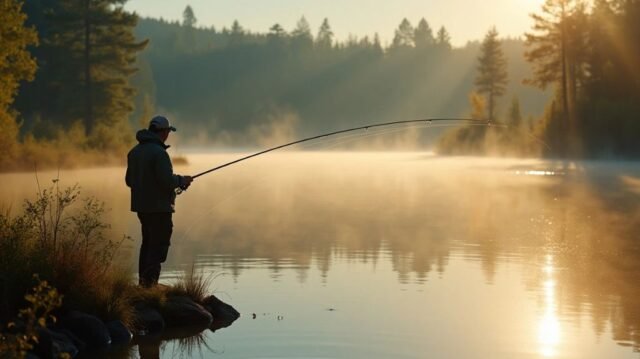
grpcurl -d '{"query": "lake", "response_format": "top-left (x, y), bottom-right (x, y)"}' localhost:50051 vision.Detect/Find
top-left (3, 152), bottom-right (640, 358)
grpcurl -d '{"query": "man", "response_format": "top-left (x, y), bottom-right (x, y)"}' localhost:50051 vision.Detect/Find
top-left (125, 115), bottom-right (193, 287)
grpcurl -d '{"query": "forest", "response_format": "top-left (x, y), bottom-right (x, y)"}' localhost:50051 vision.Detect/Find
top-left (1, 0), bottom-right (640, 171)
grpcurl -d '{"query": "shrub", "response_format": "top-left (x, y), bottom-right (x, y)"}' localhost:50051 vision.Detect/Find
top-left (0, 276), bottom-right (64, 359)
top-left (0, 181), bottom-right (134, 326)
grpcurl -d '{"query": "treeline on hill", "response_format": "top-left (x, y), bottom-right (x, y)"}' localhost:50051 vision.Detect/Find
top-left (2, 1), bottom-right (639, 172)
top-left (130, 8), bottom-right (547, 144)
top-left (439, 0), bottom-right (640, 158)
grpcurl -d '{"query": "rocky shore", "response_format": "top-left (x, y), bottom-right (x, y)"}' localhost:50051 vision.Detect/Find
top-left (28, 294), bottom-right (239, 358)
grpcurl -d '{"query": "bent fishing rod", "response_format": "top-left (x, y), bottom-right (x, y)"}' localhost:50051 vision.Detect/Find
top-left (177, 118), bottom-right (487, 193)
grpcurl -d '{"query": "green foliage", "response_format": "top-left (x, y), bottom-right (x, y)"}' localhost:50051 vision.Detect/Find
top-left (414, 18), bottom-right (435, 49)
top-left (0, 276), bottom-right (64, 359)
top-left (525, 0), bottom-right (640, 157)
top-left (436, 93), bottom-right (536, 157)
top-left (316, 18), bottom-right (333, 49)
top-left (525, 0), bottom-right (590, 156)
top-left (0, 0), bottom-right (38, 169)
top-left (507, 97), bottom-right (523, 129)
top-left (391, 18), bottom-right (414, 49)
top-left (182, 5), bottom-right (197, 28)
top-left (436, 26), bottom-right (452, 49)
top-left (131, 16), bottom-right (548, 143)
top-left (16, 0), bottom-right (147, 152)
top-left (475, 27), bottom-right (508, 121)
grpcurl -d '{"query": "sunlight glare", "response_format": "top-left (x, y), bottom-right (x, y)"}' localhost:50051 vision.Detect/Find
top-left (538, 255), bottom-right (561, 357)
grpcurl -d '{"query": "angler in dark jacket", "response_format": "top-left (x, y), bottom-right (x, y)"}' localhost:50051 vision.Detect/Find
top-left (126, 115), bottom-right (192, 287)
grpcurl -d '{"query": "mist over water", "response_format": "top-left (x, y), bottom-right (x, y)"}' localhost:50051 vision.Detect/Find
top-left (3, 152), bottom-right (640, 358)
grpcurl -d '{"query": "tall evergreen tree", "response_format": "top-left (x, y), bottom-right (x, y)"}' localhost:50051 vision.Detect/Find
top-left (180, 5), bottom-right (198, 53)
top-left (268, 23), bottom-right (286, 37)
top-left (228, 20), bottom-right (245, 46)
top-left (525, 0), bottom-right (588, 148)
top-left (507, 96), bottom-right (523, 129)
top-left (475, 27), bottom-right (508, 122)
top-left (436, 26), bottom-right (452, 49)
top-left (391, 18), bottom-right (414, 48)
top-left (291, 16), bottom-right (313, 50)
top-left (414, 18), bottom-right (435, 49)
top-left (267, 23), bottom-right (287, 47)
top-left (316, 18), bottom-right (333, 49)
top-left (33, 0), bottom-right (147, 148)
top-left (372, 33), bottom-right (383, 54)
top-left (0, 0), bottom-right (38, 165)
top-left (182, 5), bottom-right (197, 27)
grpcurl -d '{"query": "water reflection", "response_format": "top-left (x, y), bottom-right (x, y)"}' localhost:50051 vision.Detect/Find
top-left (538, 255), bottom-right (560, 357)
top-left (2, 154), bottom-right (640, 357)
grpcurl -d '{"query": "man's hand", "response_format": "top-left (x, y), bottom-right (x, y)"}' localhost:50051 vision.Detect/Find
top-left (180, 175), bottom-right (193, 190)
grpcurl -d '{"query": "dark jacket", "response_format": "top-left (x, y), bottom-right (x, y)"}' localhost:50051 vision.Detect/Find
top-left (125, 129), bottom-right (182, 213)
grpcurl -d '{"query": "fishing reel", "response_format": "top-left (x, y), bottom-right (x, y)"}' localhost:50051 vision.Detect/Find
top-left (175, 176), bottom-right (193, 195)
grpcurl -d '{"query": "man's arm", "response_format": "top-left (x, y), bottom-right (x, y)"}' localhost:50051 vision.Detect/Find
top-left (155, 151), bottom-right (181, 190)
top-left (125, 152), bottom-right (133, 188)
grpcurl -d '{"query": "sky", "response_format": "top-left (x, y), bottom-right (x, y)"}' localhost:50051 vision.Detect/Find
top-left (125, 0), bottom-right (546, 47)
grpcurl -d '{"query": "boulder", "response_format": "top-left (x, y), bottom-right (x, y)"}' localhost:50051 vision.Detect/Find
top-left (133, 305), bottom-right (165, 335)
top-left (60, 311), bottom-right (111, 348)
top-left (160, 296), bottom-right (213, 329)
top-left (105, 320), bottom-right (132, 345)
top-left (202, 294), bottom-right (240, 322)
top-left (55, 329), bottom-right (86, 352)
top-left (34, 328), bottom-right (79, 359)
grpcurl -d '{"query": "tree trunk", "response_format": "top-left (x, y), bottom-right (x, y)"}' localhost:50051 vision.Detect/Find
top-left (560, 2), bottom-right (570, 156)
top-left (83, 0), bottom-right (93, 135)
top-left (488, 91), bottom-right (495, 122)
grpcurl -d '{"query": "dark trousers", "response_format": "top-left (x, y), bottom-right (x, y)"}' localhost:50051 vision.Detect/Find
top-left (137, 212), bottom-right (173, 287)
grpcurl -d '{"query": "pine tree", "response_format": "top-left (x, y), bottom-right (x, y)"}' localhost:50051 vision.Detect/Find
top-left (507, 97), bottom-right (523, 129)
top-left (267, 23), bottom-right (287, 47)
top-left (268, 23), bottom-right (286, 37)
top-left (316, 18), bottom-right (333, 49)
top-left (414, 18), bottom-right (435, 49)
top-left (180, 5), bottom-right (198, 53)
top-left (40, 0), bottom-right (147, 148)
top-left (372, 33), bottom-right (383, 54)
top-left (391, 18), bottom-right (414, 48)
top-left (291, 16), bottom-right (313, 50)
top-left (525, 0), bottom-right (588, 148)
top-left (182, 5), bottom-right (197, 27)
top-left (436, 26), bottom-right (452, 49)
top-left (475, 27), bottom-right (508, 122)
top-left (228, 20), bottom-right (245, 46)
top-left (0, 0), bottom-right (38, 167)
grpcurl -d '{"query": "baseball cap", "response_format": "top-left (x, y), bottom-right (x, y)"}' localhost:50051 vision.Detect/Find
top-left (149, 115), bottom-right (177, 132)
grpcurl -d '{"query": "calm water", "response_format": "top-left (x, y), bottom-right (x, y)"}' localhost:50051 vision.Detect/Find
top-left (3, 152), bottom-right (640, 358)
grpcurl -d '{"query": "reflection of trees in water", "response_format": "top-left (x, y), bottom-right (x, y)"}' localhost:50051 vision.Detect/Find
top-left (500, 162), bottom-right (640, 351)
top-left (169, 158), bottom-right (640, 351)
top-left (177, 159), bottom-right (463, 283)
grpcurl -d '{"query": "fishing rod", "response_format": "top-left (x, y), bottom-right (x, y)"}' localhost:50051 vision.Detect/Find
top-left (176, 118), bottom-right (484, 193)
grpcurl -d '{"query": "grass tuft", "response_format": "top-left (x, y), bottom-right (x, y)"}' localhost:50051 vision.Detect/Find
top-left (165, 265), bottom-right (213, 303)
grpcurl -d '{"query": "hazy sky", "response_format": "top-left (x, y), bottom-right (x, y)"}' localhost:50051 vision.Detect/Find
top-left (125, 0), bottom-right (545, 46)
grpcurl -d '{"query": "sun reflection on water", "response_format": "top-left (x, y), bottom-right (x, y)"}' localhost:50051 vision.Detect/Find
top-left (538, 255), bottom-right (561, 357)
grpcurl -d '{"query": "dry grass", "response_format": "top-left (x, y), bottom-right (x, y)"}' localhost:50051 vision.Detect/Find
top-left (171, 155), bottom-right (189, 166)
top-left (0, 182), bottom-right (135, 326)
top-left (1, 181), bottom-right (220, 335)
top-left (165, 265), bottom-right (213, 303)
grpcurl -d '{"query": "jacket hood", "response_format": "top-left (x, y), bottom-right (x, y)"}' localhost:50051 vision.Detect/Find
top-left (136, 129), bottom-right (170, 149)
